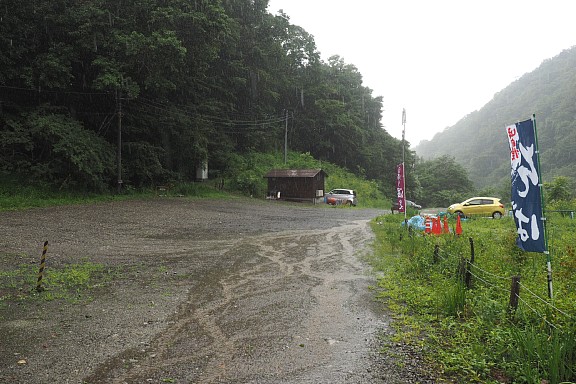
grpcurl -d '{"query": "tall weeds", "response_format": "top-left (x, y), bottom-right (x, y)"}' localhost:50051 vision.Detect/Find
top-left (371, 214), bottom-right (576, 383)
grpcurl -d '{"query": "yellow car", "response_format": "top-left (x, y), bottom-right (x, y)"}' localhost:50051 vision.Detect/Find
top-left (447, 197), bottom-right (505, 219)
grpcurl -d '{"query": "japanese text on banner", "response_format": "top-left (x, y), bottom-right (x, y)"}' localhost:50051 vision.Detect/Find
top-left (396, 163), bottom-right (405, 213)
top-left (506, 118), bottom-right (546, 252)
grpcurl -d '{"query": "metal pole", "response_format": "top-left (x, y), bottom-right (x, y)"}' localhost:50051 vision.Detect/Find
top-left (402, 109), bottom-right (407, 220)
top-left (284, 109), bottom-right (288, 164)
top-left (532, 114), bottom-right (553, 299)
top-left (117, 91), bottom-right (123, 194)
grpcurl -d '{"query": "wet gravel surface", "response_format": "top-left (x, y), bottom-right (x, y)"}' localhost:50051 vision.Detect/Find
top-left (0, 198), bottom-right (437, 383)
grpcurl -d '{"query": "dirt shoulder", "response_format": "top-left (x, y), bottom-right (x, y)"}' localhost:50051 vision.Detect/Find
top-left (0, 198), bottom-right (436, 383)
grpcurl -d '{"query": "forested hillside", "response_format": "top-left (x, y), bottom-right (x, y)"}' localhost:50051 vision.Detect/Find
top-left (415, 46), bottom-right (576, 190)
top-left (0, 0), bottom-right (411, 194)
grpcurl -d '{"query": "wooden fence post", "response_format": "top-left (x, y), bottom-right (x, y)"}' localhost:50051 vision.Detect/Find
top-left (509, 275), bottom-right (521, 313)
top-left (457, 257), bottom-right (467, 282)
top-left (464, 238), bottom-right (475, 288)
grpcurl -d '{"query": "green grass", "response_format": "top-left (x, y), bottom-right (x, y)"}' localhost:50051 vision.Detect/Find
top-left (370, 214), bottom-right (576, 383)
top-left (0, 258), bottom-right (116, 304)
top-left (0, 180), bottom-right (233, 212)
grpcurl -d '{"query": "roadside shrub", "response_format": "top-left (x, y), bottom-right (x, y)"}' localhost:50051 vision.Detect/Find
top-left (2, 108), bottom-right (115, 191)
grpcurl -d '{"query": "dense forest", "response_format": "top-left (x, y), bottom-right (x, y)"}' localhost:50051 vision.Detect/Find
top-left (0, 0), bottom-right (414, 195)
top-left (416, 46), bottom-right (576, 192)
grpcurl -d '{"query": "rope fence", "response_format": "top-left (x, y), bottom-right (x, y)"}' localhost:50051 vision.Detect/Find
top-left (426, 236), bottom-right (572, 330)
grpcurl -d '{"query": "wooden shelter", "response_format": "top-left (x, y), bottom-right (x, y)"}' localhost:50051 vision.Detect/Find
top-left (264, 169), bottom-right (327, 203)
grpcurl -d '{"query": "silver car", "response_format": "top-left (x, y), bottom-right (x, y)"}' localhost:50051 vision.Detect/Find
top-left (325, 189), bottom-right (357, 206)
top-left (391, 199), bottom-right (422, 213)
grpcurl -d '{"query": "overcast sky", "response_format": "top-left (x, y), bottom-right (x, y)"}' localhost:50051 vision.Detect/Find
top-left (266, 0), bottom-right (576, 147)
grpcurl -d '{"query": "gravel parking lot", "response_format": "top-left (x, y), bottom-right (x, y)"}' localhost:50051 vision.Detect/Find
top-left (0, 198), bottom-right (436, 383)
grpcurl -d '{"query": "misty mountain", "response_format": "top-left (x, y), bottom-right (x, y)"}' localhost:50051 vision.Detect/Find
top-left (415, 46), bottom-right (576, 190)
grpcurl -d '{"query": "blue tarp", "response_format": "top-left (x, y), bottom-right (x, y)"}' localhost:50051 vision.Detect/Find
top-left (401, 215), bottom-right (426, 231)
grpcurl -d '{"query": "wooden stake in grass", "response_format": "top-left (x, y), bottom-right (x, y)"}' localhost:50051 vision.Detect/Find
top-left (509, 275), bottom-right (521, 314)
top-left (36, 241), bottom-right (48, 292)
top-left (465, 238), bottom-right (475, 289)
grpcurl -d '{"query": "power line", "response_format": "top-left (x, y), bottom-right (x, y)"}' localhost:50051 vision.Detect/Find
top-left (127, 98), bottom-right (287, 127)
top-left (0, 85), bottom-right (289, 136)
top-left (0, 84), bottom-right (110, 96)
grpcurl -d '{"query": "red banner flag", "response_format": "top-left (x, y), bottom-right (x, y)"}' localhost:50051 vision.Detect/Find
top-left (396, 163), bottom-right (405, 213)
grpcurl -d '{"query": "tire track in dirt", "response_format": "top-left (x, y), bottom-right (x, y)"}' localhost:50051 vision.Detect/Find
top-left (87, 220), bottom-right (380, 383)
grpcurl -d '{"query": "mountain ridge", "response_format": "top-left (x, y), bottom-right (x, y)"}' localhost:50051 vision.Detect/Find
top-left (415, 46), bottom-right (576, 190)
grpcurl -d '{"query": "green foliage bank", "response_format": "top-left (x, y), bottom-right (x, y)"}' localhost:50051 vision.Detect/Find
top-left (0, 151), bottom-right (385, 211)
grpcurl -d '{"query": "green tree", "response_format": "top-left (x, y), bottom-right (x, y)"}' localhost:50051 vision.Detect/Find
top-left (1, 107), bottom-right (114, 190)
top-left (544, 176), bottom-right (573, 203)
top-left (1, 0), bottom-right (233, 189)
top-left (415, 155), bottom-right (474, 207)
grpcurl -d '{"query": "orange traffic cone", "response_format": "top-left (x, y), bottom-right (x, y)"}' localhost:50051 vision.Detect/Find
top-left (425, 216), bottom-right (431, 234)
top-left (455, 214), bottom-right (463, 236)
top-left (443, 216), bottom-right (449, 234)
top-left (433, 216), bottom-right (442, 235)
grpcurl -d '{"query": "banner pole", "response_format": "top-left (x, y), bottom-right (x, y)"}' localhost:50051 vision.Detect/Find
top-left (533, 114), bottom-right (553, 299)
top-left (402, 109), bottom-right (407, 220)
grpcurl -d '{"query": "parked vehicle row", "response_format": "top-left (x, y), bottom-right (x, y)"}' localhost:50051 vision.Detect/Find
top-left (323, 190), bottom-right (505, 220)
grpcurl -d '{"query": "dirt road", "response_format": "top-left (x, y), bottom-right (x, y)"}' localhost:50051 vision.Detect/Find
top-left (0, 198), bottom-right (431, 383)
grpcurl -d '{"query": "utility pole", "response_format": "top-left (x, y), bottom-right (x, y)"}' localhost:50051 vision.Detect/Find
top-left (402, 109), bottom-right (407, 220)
top-left (117, 90), bottom-right (123, 194)
top-left (284, 109), bottom-right (288, 164)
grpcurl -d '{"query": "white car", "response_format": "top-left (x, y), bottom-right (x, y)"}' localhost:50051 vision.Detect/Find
top-left (325, 189), bottom-right (357, 206)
